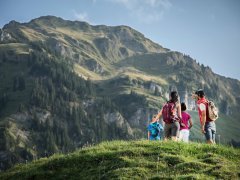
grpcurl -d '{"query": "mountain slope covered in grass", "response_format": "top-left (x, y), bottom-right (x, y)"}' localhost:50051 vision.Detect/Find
top-left (1, 140), bottom-right (240, 179)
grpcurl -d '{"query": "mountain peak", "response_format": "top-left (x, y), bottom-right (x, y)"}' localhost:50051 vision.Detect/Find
top-left (3, 20), bottom-right (20, 29)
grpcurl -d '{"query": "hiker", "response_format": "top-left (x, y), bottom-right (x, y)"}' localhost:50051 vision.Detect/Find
top-left (147, 115), bottom-right (163, 140)
top-left (155, 91), bottom-right (181, 141)
top-left (192, 89), bottom-right (216, 144)
top-left (178, 102), bottom-right (193, 143)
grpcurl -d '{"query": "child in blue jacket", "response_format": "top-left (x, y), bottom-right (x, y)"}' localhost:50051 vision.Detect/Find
top-left (148, 115), bottom-right (163, 140)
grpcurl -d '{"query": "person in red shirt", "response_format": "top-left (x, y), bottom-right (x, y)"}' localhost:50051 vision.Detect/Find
top-left (192, 89), bottom-right (216, 144)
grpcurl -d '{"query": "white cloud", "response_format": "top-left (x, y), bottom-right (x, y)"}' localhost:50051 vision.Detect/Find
top-left (73, 10), bottom-right (89, 22)
top-left (135, 8), bottom-right (164, 23)
top-left (158, 0), bottom-right (172, 9)
top-left (145, 0), bottom-right (171, 8)
top-left (107, 0), bottom-right (172, 23)
top-left (108, 0), bottom-right (135, 9)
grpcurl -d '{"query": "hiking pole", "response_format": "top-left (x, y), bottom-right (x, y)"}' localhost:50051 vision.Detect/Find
top-left (218, 134), bottom-right (221, 144)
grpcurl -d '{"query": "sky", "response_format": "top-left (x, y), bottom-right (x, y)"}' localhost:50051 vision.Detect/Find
top-left (0, 0), bottom-right (240, 80)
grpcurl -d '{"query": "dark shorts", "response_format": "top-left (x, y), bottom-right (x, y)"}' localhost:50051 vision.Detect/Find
top-left (204, 121), bottom-right (216, 142)
top-left (164, 121), bottom-right (180, 139)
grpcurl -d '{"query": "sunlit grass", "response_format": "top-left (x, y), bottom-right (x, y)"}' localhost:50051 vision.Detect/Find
top-left (0, 43), bottom-right (29, 54)
top-left (1, 140), bottom-right (239, 179)
top-left (20, 27), bottom-right (47, 42)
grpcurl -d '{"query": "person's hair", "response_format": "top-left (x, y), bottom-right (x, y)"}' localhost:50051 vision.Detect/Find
top-left (181, 102), bottom-right (187, 111)
top-left (195, 89), bottom-right (205, 98)
top-left (170, 91), bottom-right (179, 103)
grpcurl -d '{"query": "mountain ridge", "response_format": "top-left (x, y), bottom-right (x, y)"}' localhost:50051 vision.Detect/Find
top-left (1, 16), bottom-right (239, 81)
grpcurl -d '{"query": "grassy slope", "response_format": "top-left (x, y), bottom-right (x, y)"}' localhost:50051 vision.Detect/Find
top-left (0, 43), bottom-right (29, 54)
top-left (0, 140), bottom-right (239, 179)
top-left (116, 53), bottom-right (173, 77)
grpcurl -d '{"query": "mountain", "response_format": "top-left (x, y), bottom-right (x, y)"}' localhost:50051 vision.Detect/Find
top-left (1, 140), bottom-right (240, 179)
top-left (0, 16), bottom-right (240, 170)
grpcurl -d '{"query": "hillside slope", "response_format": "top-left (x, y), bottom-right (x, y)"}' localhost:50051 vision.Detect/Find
top-left (1, 140), bottom-right (240, 179)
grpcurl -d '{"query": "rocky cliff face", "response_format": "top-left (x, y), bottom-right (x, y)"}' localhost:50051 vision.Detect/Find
top-left (0, 29), bottom-right (13, 42)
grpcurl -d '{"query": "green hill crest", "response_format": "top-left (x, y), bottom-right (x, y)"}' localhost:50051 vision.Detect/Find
top-left (1, 140), bottom-right (240, 179)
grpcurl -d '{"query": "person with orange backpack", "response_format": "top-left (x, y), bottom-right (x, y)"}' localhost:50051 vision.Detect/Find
top-left (192, 89), bottom-right (217, 144)
top-left (154, 91), bottom-right (182, 141)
